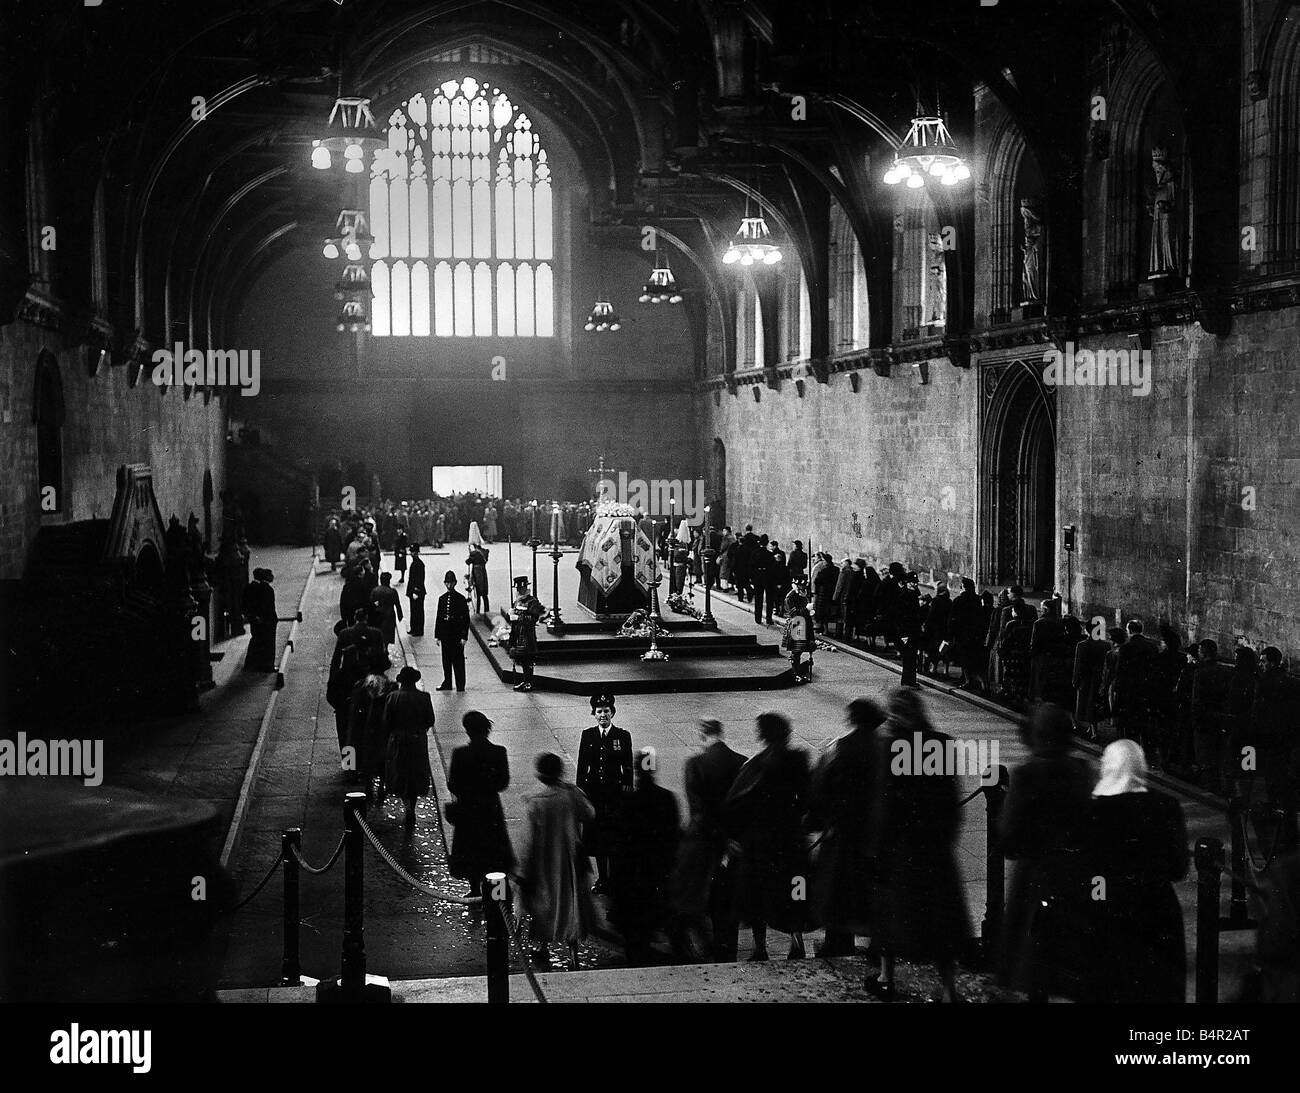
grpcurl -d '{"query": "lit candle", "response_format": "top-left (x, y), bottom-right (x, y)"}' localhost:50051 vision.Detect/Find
top-left (551, 504), bottom-right (560, 547)
top-left (530, 499), bottom-right (537, 541)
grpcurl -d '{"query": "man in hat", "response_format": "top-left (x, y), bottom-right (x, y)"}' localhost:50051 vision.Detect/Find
top-left (243, 567), bottom-right (277, 671)
top-left (508, 576), bottom-right (545, 691)
top-left (407, 544), bottom-right (427, 635)
top-left (576, 690), bottom-right (634, 893)
top-left (434, 570), bottom-right (471, 691)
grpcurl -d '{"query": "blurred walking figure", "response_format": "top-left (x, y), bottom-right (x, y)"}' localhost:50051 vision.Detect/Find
top-left (723, 712), bottom-right (811, 961)
top-left (517, 753), bottom-right (596, 969)
top-left (610, 749), bottom-right (681, 965)
top-left (998, 704), bottom-right (1095, 1002)
top-left (669, 720), bottom-right (747, 961)
top-left (808, 698), bottom-right (886, 957)
top-left (446, 711), bottom-right (514, 899)
top-left (383, 667), bottom-right (434, 830)
top-left (347, 672), bottom-right (394, 800)
top-left (866, 688), bottom-right (971, 1002)
top-left (1082, 739), bottom-right (1189, 1002)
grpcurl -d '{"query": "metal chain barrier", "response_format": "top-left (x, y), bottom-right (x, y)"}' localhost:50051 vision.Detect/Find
top-left (354, 811), bottom-right (483, 905)
top-left (502, 903), bottom-right (549, 1004)
top-left (289, 835), bottom-right (347, 876)
top-left (214, 850), bottom-right (284, 917)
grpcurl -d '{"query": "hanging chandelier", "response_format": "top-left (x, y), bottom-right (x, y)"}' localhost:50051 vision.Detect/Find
top-left (311, 96), bottom-right (384, 172)
top-left (883, 115), bottom-right (971, 187)
top-left (723, 215), bottom-right (782, 266)
top-left (322, 210), bottom-right (373, 261)
top-left (584, 299), bottom-right (621, 332)
top-left (337, 299), bottom-right (370, 333)
top-left (639, 255), bottom-right (683, 304)
top-left (335, 263), bottom-right (372, 298)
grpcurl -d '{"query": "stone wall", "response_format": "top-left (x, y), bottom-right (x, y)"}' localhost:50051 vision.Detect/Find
top-left (698, 357), bottom-right (977, 575)
top-left (0, 315), bottom-right (227, 579)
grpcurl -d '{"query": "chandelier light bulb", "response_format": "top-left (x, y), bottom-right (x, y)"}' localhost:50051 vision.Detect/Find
top-left (345, 158), bottom-right (364, 173)
top-left (322, 242), bottom-right (339, 259)
top-left (345, 241), bottom-right (362, 261)
top-left (883, 115), bottom-right (971, 187)
top-left (723, 247), bottom-right (740, 264)
top-left (311, 143), bottom-right (331, 170)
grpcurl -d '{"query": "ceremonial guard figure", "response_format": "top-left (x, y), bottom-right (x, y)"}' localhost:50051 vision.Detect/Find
top-left (576, 690), bottom-right (634, 892)
top-left (508, 576), bottom-right (545, 691)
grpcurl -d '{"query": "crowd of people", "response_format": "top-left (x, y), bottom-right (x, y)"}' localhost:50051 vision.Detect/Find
top-left (701, 526), bottom-right (1300, 809)
top-left (417, 686), bottom-right (1245, 1001)
top-left (321, 495), bottom-right (599, 559)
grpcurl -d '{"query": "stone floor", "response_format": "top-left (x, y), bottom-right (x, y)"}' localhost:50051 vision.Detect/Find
top-left (202, 541), bottom-right (1256, 1001)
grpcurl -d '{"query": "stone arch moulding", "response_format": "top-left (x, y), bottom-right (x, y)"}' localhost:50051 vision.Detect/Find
top-left (977, 357), bottom-right (1058, 591)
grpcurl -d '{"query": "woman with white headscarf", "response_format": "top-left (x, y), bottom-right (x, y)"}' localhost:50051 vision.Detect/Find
top-left (1082, 739), bottom-right (1189, 1002)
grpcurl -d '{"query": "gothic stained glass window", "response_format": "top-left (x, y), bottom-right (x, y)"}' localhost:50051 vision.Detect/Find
top-left (369, 77), bottom-right (555, 337)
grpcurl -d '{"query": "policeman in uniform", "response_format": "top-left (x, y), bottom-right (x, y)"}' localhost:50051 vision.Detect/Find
top-left (576, 690), bottom-right (634, 892)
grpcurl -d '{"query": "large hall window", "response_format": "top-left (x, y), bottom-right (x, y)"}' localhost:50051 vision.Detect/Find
top-left (369, 77), bottom-right (554, 337)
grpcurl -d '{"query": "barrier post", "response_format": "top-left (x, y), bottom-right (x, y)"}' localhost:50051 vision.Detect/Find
top-left (483, 871), bottom-right (510, 1004)
top-left (1222, 798), bottom-right (1254, 930)
top-left (317, 792), bottom-right (391, 1003)
top-left (1195, 837), bottom-right (1224, 1004)
top-left (280, 828), bottom-right (302, 986)
top-left (979, 764), bottom-right (1009, 966)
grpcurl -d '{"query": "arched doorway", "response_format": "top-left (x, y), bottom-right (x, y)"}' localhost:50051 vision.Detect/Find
top-left (979, 362), bottom-right (1056, 591)
top-left (133, 542), bottom-right (166, 594)
top-left (709, 438), bottom-right (727, 528)
top-left (33, 352), bottom-right (64, 513)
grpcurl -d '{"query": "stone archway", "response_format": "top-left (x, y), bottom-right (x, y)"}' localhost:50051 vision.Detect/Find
top-left (978, 360), bottom-right (1057, 591)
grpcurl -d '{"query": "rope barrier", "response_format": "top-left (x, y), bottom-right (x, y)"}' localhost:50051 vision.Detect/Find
top-left (354, 812), bottom-right (483, 905)
top-left (215, 850), bottom-right (284, 917)
top-left (958, 784), bottom-right (985, 807)
top-left (503, 904), bottom-right (549, 1004)
top-left (289, 835), bottom-right (347, 876)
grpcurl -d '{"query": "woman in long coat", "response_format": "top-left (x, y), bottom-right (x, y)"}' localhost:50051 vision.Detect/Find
top-left (447, 711), bottom-right (514, 896)
top-left (722, 712), bottom-right (811, 960)
top-left (998, 703), bottom-right (1095, 1001)
top-left (807, 698), bottom-right (885, 956)
top-left (717, 528), bottom-right (737, 590)
top-left (324, 517), bottom-right (344, 569)
top-left (997, 604), bottom-right (1036, 707)
top-left (1081, 739), bottom-right (1189, 1002)
top-left (347, 672), bottom-right (394, 800)
top-left (383, 667), bottom-right (434, 828)
top-left (866, 688), bottom-right (971, 1001)
top-left (517, 752), bottom-right (596, 968)
top-left (812, 554), bottom-right (837, 633)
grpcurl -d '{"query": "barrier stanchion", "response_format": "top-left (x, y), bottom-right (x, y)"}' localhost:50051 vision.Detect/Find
top-left (979, 764), bottom-right (1009, 965)
top-left (1195, 836), bottom-right (1224, 1004)
top-left (1223, 797), bottom-right (1255, 930)
top-left (317, 792), bottom-right (392, 1003)
top-left (483, 872), bottom-right (510, 1004)
top-left (280, 828), bottom-right (302, 986)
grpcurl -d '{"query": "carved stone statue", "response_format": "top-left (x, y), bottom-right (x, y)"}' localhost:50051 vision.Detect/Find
top-left (1147, 147), bottom-right (1179, 278)
top-left (1020, 197), bottom-right (1043, 303)
top-left (925, 232), bottom-right (947, 326)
